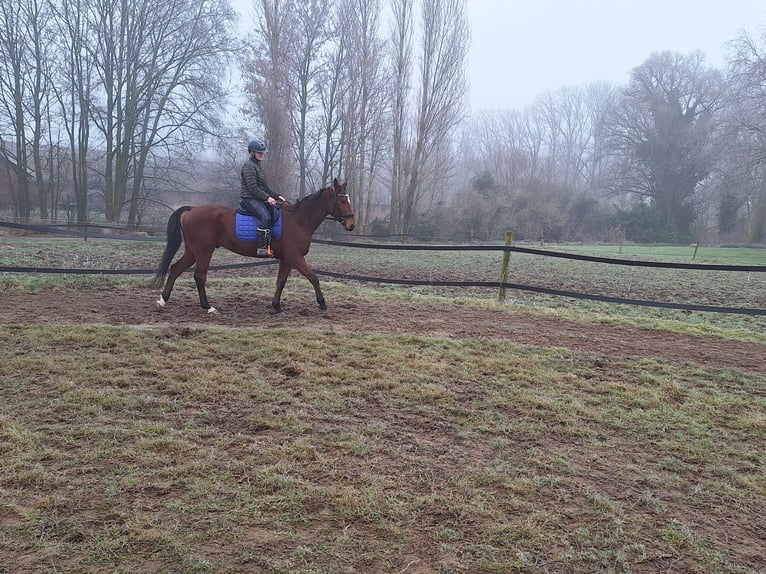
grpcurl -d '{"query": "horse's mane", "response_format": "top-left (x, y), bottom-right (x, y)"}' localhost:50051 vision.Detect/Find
top-left (291, 185), bottom-right (330, 209)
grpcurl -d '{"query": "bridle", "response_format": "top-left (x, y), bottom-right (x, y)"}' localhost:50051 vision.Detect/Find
top-left (331, 192), bottom-right (355, 223)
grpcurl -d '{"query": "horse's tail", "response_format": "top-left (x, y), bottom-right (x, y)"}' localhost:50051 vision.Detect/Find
top-left (152, 206), bottom-right (192, 286)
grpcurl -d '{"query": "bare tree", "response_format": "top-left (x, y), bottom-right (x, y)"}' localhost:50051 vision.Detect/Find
top-left (0, 0), bottom-right (49, 219)
top-left (458, 81), bottom-right (617, 242)
top-left (316, 4), bottom-right (350, 187)
top-left (242, 0), bottom-right (297, 196)
top-left (245, 0), bottom-right (339, 199)
top-left (0, 0), bottom-right (26, 220)
top-left (387, 0), bottom-right (414, 235)
top-left (22, 0), bottom-right (55, 219)
top-left (389, 0), bottom-right (469, 235)
top-left (465, 110), bottom-right (529, 195)
top-left (50, 0), bottom-right (94, 223)
top-left (85, 0), bottom-right (236, 222)
top-left (581, 82), bottom-right (617, 199)
top-left (336, 0), bottom-right (389, 231)
top-left (538, 85), bottom-right (614, 196)
top-left (726, 30), bottom-right (766, 243)
top-left (289, 0), bottom-right (331, 197)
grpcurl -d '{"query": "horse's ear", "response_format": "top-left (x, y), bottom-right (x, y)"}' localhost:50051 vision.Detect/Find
top-left (333, 177), bottom-right (339, 188)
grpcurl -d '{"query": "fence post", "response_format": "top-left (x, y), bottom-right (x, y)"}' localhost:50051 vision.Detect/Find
top-left (498, 230), bottom-right (513, 303)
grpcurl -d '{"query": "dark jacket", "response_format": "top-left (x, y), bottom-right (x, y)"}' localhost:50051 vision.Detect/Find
top-left (240, 156), bottom-right (278, 202)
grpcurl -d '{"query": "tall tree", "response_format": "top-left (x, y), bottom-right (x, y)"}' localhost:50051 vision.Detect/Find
top-left (316, 2), bottom-right (350, 188)
top-left (392, 0), bottom-right (469, 235)
top-left (50, 0), bottom-right (94, 223)
top-left (289, 0), bottom-right (331, 197)
top-left (336, 0), bottom-right (389, 232)
top-left (24, 0), bottom-right (54, 219)
top-left (86, 0), bottom-right (236, 222)
top-left (537, 84), bottom-right (614, 197)
top-left (0, 0), bottom-right (48, 220)
top-left (387, 0), bottom-right (414, 235)
top-left (606, 51), bottom-right (722, 240)
top-left (726, 30), bottom-right (766, 243)
top-left (242, 0), bottom-right (297, 197)
top-left (250, 0), bottom-right (333, 198)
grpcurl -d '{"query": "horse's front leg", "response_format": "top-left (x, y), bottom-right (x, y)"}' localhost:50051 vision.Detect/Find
top-left (293, 257), bottom-right (326, 312)
top-left (272, 261), bottom-right (292, 314)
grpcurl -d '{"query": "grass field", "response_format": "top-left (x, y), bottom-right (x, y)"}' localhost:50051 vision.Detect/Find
top-left (1, 235), bottom-right (765, 573)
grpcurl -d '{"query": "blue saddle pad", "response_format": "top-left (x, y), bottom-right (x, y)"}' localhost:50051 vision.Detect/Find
top-left (235, 208), bottom-right (283, 242)
top-left (272, 208), bottom-right (282, 241)
top-left (235, 212), bottom-right (258, 241)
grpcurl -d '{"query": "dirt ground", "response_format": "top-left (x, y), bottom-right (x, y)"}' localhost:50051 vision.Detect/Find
top-left (2, 285), bottom-right (764, 377)
top-left (2, 283), bottom-right (765, 573)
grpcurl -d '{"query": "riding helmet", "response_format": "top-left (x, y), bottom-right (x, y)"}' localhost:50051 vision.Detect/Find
top-left (248, 139), bottom-right (267, 153)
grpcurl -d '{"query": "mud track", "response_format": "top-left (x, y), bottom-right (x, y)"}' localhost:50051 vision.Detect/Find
top-left (3, 286), bottom-right (764, 376)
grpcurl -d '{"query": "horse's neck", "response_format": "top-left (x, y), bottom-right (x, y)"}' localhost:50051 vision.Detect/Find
top-left (288, 199), bottom-right (328, 233)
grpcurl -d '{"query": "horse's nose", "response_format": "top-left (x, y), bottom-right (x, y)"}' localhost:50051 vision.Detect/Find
top-left (346, 222), bottom-right (356, 231)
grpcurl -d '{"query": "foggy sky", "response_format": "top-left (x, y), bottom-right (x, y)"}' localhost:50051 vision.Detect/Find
top-left (469, 0), bottom-right (766, 111)
top-left (231, 0), bottom-right (766, 113)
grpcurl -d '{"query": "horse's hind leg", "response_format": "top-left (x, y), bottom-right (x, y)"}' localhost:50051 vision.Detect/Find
top-left (157, 250), bottom-right (195, 308)
top-left (271, 262), bottom-right (292, 314)
top-left (193, 248), bottom-right (217, 314)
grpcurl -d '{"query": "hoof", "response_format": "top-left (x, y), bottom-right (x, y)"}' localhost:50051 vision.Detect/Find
top-left (156, 297), bottom-right (166, 309)
top-left (207, 307), bottom-right (219, 315)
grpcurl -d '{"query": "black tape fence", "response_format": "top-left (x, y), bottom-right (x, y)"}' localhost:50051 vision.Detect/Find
top-left (2, 220), bottom-right (765, 315)
top-left (0, 220), bottom-right (164, 241)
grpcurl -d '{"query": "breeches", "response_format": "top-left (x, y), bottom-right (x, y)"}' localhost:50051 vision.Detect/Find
top-left (239, 198), bottom-right (275, 228)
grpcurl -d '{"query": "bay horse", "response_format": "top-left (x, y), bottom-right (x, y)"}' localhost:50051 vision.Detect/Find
top-left (153, 178), bottom-right (355, 314)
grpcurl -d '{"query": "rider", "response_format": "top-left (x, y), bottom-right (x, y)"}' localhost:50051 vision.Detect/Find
top-left (240, 139), bottom-right (285, 256)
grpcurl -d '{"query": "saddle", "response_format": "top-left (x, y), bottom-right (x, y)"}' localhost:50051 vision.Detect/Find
top-left (235, 208), bottom-right (283, 243)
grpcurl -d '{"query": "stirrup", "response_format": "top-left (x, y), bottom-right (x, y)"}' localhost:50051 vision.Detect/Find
top-left (257, 228), bottom-right (271, 242)
top-left (256, 228), bottom-right (272, 257)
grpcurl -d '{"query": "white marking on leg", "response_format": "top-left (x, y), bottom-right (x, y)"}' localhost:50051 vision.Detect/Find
top-left (156, 295), bottom-right (166, 308)
top-left (208, 306), bottom-right (218, 315)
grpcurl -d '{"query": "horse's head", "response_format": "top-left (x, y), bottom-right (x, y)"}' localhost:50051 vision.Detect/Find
top-left (329, 178), bottom-right (356, 231)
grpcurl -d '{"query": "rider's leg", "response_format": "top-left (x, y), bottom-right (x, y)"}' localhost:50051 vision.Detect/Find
top-left (241, 199), bottom-right (272, 256)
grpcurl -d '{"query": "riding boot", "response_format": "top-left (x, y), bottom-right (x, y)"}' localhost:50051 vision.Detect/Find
top-left (256, 228), bottom-right (271, 257)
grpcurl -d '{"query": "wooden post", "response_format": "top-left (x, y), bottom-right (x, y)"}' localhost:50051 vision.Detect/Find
top-left (498, 231), bottom-right (513, 303)
top-left (693, 242), bottom-right (700, 260)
